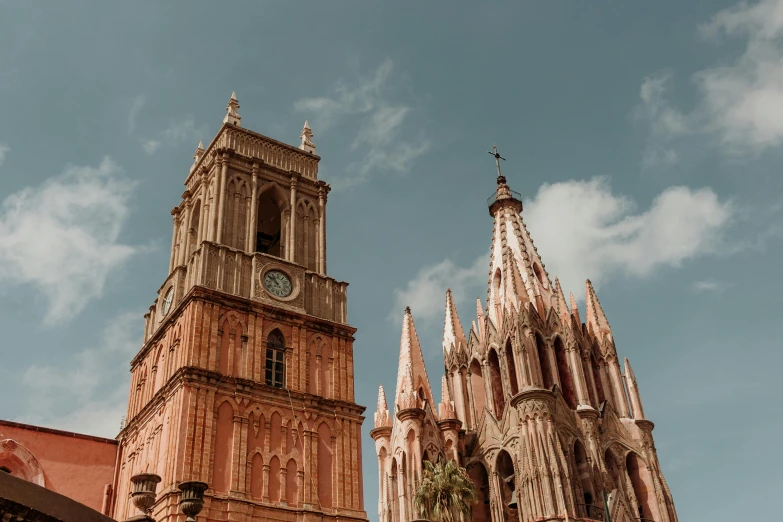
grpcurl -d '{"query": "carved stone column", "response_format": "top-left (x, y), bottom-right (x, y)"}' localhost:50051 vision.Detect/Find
top-left (606, 354), bottom-right (630, 417)
top-left (288, 176), bottom-right (298, 261)
top-left (197, 170), bottom-right (208, 244)
top-left (247, 163), bottom-right (259, 253)
top-left (567, 343), bottom-right (590, 408)
top-left (318, 183), bottom-right (327, 275)
top-left (216, 152), bottom-right (229, 244)
top-left (169, 208), bottom-right (180, 271)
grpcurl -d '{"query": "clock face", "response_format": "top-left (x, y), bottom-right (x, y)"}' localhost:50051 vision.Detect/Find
top-left (264, 270), bottom-right (292, 298)
top-left (162, 287), bottom-right (174, 315)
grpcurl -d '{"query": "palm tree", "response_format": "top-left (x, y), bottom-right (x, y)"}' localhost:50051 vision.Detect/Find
top-left (414, 457), bottom-right (478, 522)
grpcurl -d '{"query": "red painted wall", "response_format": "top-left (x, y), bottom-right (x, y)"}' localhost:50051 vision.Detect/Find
top-left (0, 420), bottom-right (118, 512)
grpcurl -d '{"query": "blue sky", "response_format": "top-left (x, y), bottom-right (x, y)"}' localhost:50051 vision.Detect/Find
top-left (0, 1), bottom-right (781, 520)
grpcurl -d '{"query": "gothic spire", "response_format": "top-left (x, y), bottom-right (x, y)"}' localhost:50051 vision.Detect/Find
top-left (442, 289), bottom-right (466, 355)
top-left (374, 385), bottom-right (392, 428)
top-left (223, 91), bottom-right (241, 127)
top-left (624, 358), bottom-right (646, 420)
top-left (485, 146), bottom-right (556, 318)
top-left (438, 375), bottom-right (457, 420)
top-left (554, 279), bottom-right (570, 323)
top-left (394, 307), bottom-right (435, 413)
top-left (475, 298), bottom-right (485, 341)
top-left (585, 279), bottom-right (612, 339)
top-left (569, 291), bottom-right (582, 326)
top-left (299, 120), bottom-right (316, 154)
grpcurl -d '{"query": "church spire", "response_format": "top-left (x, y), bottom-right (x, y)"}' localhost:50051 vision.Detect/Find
top-left (585, 279), bottom-right (612, 339)
top-left (299, 120), bottom-right (316, 154)
top-left (442, 289), bottom-right (466, 355)
top-left (374, 385), bottom-right (392, 428)
top-left (554, 278), bottom-right (570, 323)
top-left (624, 358), bottom-right (646, 421)
top-left (394, 307), bottom-right (435, 413)
top-left (438, 375), bottom-right (457, 420)
top-left (223, 91), bottom-right (241, 127)
top-left (569, 291), bottom-right (581, 325)
top-left (485, 145), bottom-right (555, 317)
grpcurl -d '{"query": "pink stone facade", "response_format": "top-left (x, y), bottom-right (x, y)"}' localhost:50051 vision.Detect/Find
top-left (372, 172), bottom-right (678, 522)
top-left (0, 420), bottom-right (118, 513)
top-left (111, 96), bottom-right (368, 522)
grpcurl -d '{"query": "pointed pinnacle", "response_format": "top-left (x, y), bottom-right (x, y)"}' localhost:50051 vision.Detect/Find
top-left (377, 384), bottom-right (388, 411)
top-left (569, 292), bottom-right (581, 324)
top-left (443, 288), bottom-right (466, 354)
top-left (303, 119), bottom-right (311, 130)
top-left (230, 91), bottom-right (238, 101)
top-left (624, 358), bottom-right (637, 384)
top-left (585, 279), bottom-right (611, 335)
top-left (441, 375), bottom-right (452, 404)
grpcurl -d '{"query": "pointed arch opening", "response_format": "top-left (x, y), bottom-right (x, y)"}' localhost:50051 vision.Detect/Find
top-left (487, 349), bottom-right (505, 418)
top-left (188, 199), bottom-right (201, 259)
top-left (626, 452), bottom-right (654, 521)
top-left (591, 352), bottom-right (607, 405)
top-left (554, 337), bottom-right (577, 409)
top-left (496, 450), bottom-right (518, 519)
top-left (469, 359), bottom-right (487, 419)
top-left (468, 463), bottom-right (491, 522)
top-left (256, 186), bottom-right (285, 257)
top-left (266, 329), bottom-right (285, 389)
top-left (575, 441), bottom-right (599, 518)
top-left (268, 455), bottom-right (281, 502)
top-left (504, 339), bottom-right (519, 396)
top-left (390, 457), bottom-right (400, 522)
top-left (536, 334), bottom-right (554, 389)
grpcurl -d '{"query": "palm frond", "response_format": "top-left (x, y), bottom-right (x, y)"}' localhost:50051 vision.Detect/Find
top-left (414, 457), bottom-right (478, 522)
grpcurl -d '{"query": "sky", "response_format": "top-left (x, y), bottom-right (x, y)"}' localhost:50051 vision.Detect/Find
top-left (0, 0), bottom-right (781, 520)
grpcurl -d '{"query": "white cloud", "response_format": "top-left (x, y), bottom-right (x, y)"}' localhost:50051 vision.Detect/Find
top-left (294, 60), bottom-right (429, 188)
top-left (20, 311), bottom-right (141, 438)
top-left (638, 0), bottom-right (783, 158)
top-left (391, 256), bottom-right (486, 325)
top-left (0, 143), bottom-right (9, 166)
top-left (635, 72), bottom-right (691, 167)
top-left (692, 279), bottom-right (729, 293)
top-left (0, 157), bottom-right (138, 324)
top-left (523, 177), bottom-right (732, 298)
top-left (127, 94), bottom-right (145, 135)
top-left (696, 0), bottom-right (783, 151)
top-left (142, 139), bottom-right (161, 155)
top-left (142, 117), bottom-right (205, 155)
top-left (392, 178), bottom-right (732, 320)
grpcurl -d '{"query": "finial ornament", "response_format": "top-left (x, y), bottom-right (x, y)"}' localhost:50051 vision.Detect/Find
top-left (299, 120), bottom-right (316, 153)
top-left (223, 91), bottom-right (241, 127)
top-left (488, 145), bottom-right (506, 185)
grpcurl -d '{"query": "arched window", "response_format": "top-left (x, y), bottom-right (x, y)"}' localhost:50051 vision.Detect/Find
top-left (257, 188), bottom-right (283, 257)
top-left (504, 339), bottom-right (519, 396)
top-left (574, 441), bottom-right (598, 518)
top-left (469, 359), bottom-right (486, 419)
top-left (554, 337), bottom-right (576, 409)
top-left (487, 349), bottom-right (505, 418)
top-left (496, 450), bottom-right (517, 518)
top-left (626, 452), bottom-right (654, 520)
top-left (266, 330), bottom-right (285, 388)
top-left (536, 334), bottom-right (554, 389)
top-left (468, 463), bottom-right (491, 522)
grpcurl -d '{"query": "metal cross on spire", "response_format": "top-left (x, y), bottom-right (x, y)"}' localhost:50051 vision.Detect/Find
top-left (488, 145), bottom-right (507, 184)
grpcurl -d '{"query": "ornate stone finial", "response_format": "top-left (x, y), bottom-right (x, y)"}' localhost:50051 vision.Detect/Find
top-left (299, 120), bottom-right (316, 154)
top-left (190, 141), bottom-right (205, 172)
top-left (223, 91), bottom-right (241, 127)
top-left (405, 306), bottom-right (411, 315)
top-left (375, 385), bottom-right (392, 428)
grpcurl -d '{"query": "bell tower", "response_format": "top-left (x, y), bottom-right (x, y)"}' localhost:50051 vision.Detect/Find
top-left (112, 94), bottom-right (368, 522)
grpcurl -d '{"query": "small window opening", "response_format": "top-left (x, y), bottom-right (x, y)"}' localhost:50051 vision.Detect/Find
top-left (265, 330), bottom-right (285, 388)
